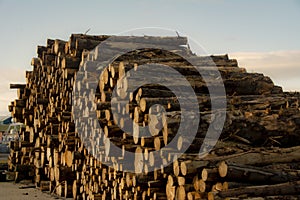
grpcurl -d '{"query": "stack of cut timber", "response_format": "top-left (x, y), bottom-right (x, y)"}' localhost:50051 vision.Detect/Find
top-left (7, 33), bottom-right (300, 200)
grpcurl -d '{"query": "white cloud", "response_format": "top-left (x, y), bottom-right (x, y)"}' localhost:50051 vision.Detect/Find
top-left (230, 51), bottom-right (300, 91)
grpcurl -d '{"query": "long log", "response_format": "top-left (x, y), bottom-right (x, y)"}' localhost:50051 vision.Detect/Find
top-left (218, 180), bottom-right (300, 198)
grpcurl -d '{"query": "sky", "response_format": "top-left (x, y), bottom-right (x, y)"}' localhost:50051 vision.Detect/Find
top-left (0, 0), bottom-right (299, 115)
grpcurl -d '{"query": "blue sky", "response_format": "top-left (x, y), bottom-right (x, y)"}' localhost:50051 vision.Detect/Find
top-left (0, 0), bottom-right (299, 114)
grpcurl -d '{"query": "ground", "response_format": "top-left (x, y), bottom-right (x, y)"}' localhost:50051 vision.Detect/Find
top-left (0, 182), bottom-right (59, 200)
top-left (0, 152), bottom-right (63, 200)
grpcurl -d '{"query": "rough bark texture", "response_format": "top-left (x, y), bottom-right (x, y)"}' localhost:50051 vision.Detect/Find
top-left (7, 34), bottom-right (300, 199)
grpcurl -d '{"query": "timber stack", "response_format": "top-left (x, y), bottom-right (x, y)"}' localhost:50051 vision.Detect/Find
top-left (7, 33), bottom-right (300, 200)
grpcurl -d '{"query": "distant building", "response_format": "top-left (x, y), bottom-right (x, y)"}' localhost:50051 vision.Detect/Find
top-left (0, 116), bottom-right (12, 125)
top-left (0, 116), bottom-right (12, 143)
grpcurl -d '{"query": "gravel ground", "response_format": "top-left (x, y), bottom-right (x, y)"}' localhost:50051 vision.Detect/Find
top-left (0, 182), bottom-right (59, 200)
top-left (0, 152), bottom-right (63, 200)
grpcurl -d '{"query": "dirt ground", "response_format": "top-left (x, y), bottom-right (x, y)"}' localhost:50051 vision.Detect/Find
top-left (0, 182), bottom-right (60, 200)
top-left (0, 152), bottom-right (64, 200)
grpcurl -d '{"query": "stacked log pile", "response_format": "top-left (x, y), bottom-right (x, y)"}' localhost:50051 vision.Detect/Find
top-left (7, 33), bottom-right (300, 200)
